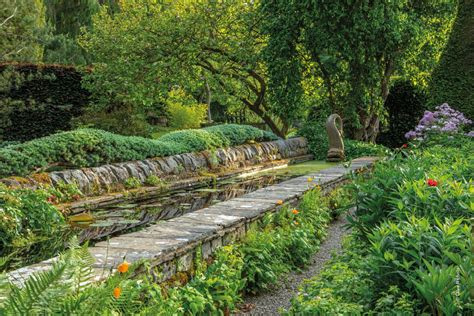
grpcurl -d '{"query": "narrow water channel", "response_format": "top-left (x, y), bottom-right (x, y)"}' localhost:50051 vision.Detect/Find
top-left (71, 160), bottom-right (335, 243)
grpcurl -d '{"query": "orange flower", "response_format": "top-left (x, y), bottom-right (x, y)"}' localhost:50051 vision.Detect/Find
top-left (117, 261), bottom-right (130, 273)
top-left (276, 199), bottom-right (284, 205)
top-left (113, 287), bottom-right (121, 299)
top-left (292, 209), bottom-right (299, 215)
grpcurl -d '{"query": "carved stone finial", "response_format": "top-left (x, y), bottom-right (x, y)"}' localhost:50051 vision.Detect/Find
top-left (326, 114), bottom-right (345, 162)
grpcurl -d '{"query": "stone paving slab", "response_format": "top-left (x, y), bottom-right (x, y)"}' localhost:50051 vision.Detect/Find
top-left (8, 157), bottom-right (377, 285)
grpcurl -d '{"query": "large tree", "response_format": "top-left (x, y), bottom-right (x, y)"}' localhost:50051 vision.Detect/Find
top-left (1, 0), bottom-right (46, 62)
top-left (80, 0), bottom-right (292, 137)
top-left (261, 0), bottom-right (457, 141)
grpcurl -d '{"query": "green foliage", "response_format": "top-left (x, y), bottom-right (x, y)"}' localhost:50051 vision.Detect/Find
top-left (79, 0), bottom-right (288, 137)
top-left (0, 181), bottom-right (347, 314)
top-left (144, 175), bottom-right (167, 189)
top-left (0, 124), bottom-right (277, 177)
top-left (377, 81), bottom-right (428, 148)
top-left (47, 181), bottom-right (82, 203)
top-left (123, 177), bottom-right (141, 190)
top-left (348, 139), bottom-right (473, 238)
top-left (298, 120), bottom-right (389, 160)
top-left (285, 243), bottom-right (372, 315)
top-left (261, 0), bottom-right (457, 141)
top-left (0, 0), bottom-right (46, 62)
top-left (166, 88), bottom-right (207, 130)
top-left (42, 0), bottom-right (100, 64)
top-left (0, 63), bottom-right (89, 142)
top-left (76, 104), bottom-right (152, 137)
top-left (241, 189), bottom-right (333, 293)
top-left (429, 0), bottom-right (474, 119)
top-left (368, 217), bottom-right (473, 309)
top-left (287, 135), bottom-right (474, 314)
top-left (0, 183), bottom-right (67, 271)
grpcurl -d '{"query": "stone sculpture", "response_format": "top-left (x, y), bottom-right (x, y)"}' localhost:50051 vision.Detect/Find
top-left (326, 114), bottom-right (345, 162)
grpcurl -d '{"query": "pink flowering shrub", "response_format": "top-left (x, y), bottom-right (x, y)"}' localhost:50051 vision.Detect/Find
top-left (405, 103), bottom-right (472, 140)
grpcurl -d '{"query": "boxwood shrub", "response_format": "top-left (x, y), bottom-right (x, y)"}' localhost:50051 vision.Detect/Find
top-left (0, 124), bottom-right (277, 177)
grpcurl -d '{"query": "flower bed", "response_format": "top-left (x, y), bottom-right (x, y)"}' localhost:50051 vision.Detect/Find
top-left (286, 134), bottom-right (474, 315)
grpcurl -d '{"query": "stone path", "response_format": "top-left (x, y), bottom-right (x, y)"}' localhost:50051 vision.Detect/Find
top-left (237, 212), bottom-right (351, 315)
top-left (8, 157), bottom-right (376, 286)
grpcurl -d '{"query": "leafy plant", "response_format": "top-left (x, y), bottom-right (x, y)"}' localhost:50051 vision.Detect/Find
top-left (123, 177), bottom-right (141, 190)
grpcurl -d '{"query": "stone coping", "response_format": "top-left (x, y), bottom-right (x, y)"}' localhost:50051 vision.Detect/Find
top-left (7, 157), bottom-right (377, 286)
top-left (0, 137), bottom-right (309, 197)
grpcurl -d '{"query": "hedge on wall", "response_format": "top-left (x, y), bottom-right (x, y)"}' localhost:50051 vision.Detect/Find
top-left (429, 0), bottom-right (474, 119)
top-left (377, 81), bottom-right (427, 148)
top-left (0, 124), bottom-right (278, 177)
top-left (0, 63), bottom-right (90, 142)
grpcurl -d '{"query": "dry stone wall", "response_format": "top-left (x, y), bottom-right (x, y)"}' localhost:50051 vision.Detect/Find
top-left (0, 137), bottom-right (308, 195)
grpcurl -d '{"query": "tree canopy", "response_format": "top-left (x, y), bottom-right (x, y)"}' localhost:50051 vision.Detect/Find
top-left (261, 0), bottom-right (457, 141)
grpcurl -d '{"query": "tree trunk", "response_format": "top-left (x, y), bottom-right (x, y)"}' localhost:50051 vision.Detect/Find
top-left (203, 77), bottom-right (212, 123)
top-left (353, 58), bottom-right (393, 142)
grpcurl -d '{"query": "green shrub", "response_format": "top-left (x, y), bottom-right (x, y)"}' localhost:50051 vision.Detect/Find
top-left (166, 88), bottom-right (207, 129)
top-left (348, 140), bottom-right (473, 238)
top-left (0, 184), bottom-right (68, 271)
top-left (377, 81), bottom-right (427, 148)
top-left (0, 63), bottom-right (89, 142)
top-left (369, 217), bottom-right (472, 286)
top-left (0, 124), bottom-right (277, 177)
top-left (288, 135), bottom-right (474, 315)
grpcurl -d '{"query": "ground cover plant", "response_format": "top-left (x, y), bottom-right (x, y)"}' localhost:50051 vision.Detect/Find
top-left (0, 184), bottom-right (351, 314)
top-left (0, 124), bottom-right (277, 177)
top-left (286, 115), bottom-right (474, 315)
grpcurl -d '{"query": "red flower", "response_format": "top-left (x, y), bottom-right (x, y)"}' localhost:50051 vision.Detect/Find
top-left (427, 179), bottom-right (438, 187)
top-left (402, 144), bottom-right (408, 148)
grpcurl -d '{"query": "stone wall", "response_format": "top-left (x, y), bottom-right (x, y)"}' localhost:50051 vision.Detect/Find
top-left (0, 137), bottom-right (308, 195)
top-left (8, 157), bottom-right (377, 286)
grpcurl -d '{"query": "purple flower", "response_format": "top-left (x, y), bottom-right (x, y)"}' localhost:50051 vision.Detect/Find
top-left (405, 103), bottom-right (472, 140)
top-left (405, 130), bottom-right (417, 139)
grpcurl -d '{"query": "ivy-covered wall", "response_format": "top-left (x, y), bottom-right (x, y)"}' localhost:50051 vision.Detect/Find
top-left (429, 0), bottom-right (474, 119)
top-left (0, 63), bottom-right (89, 142)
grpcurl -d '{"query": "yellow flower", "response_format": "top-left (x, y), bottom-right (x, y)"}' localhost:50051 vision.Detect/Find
top-left (307, 177), bottom-right (313, 182)
top-left (294, 221), bottom-right (299, 225)
top-left (117, 261), bottom-right (130, 273)
top-left (276, 200), bottom-right (284, 205)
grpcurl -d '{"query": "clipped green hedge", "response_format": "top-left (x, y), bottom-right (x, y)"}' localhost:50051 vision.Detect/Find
top-left (429, 0), bottom-right (474, 119)
top-left (0, 124), bottom-right (278, 177)
top-left (0, 63), bottom-right (90, 142)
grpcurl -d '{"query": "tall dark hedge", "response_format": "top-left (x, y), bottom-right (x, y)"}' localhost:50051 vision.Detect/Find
top-left (429, 0), bottom-right (474, 119)
top-left (377, 81), bottom-right (427, 148)
top-left (0, 63), bottom-right (89, 142)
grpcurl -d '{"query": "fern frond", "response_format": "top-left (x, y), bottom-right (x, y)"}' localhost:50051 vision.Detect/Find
top-left (6, 255), bottom-right (70, 314)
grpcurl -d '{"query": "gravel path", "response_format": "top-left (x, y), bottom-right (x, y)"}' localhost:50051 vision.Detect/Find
top-left (236, 215), bottom-right (350, 316)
